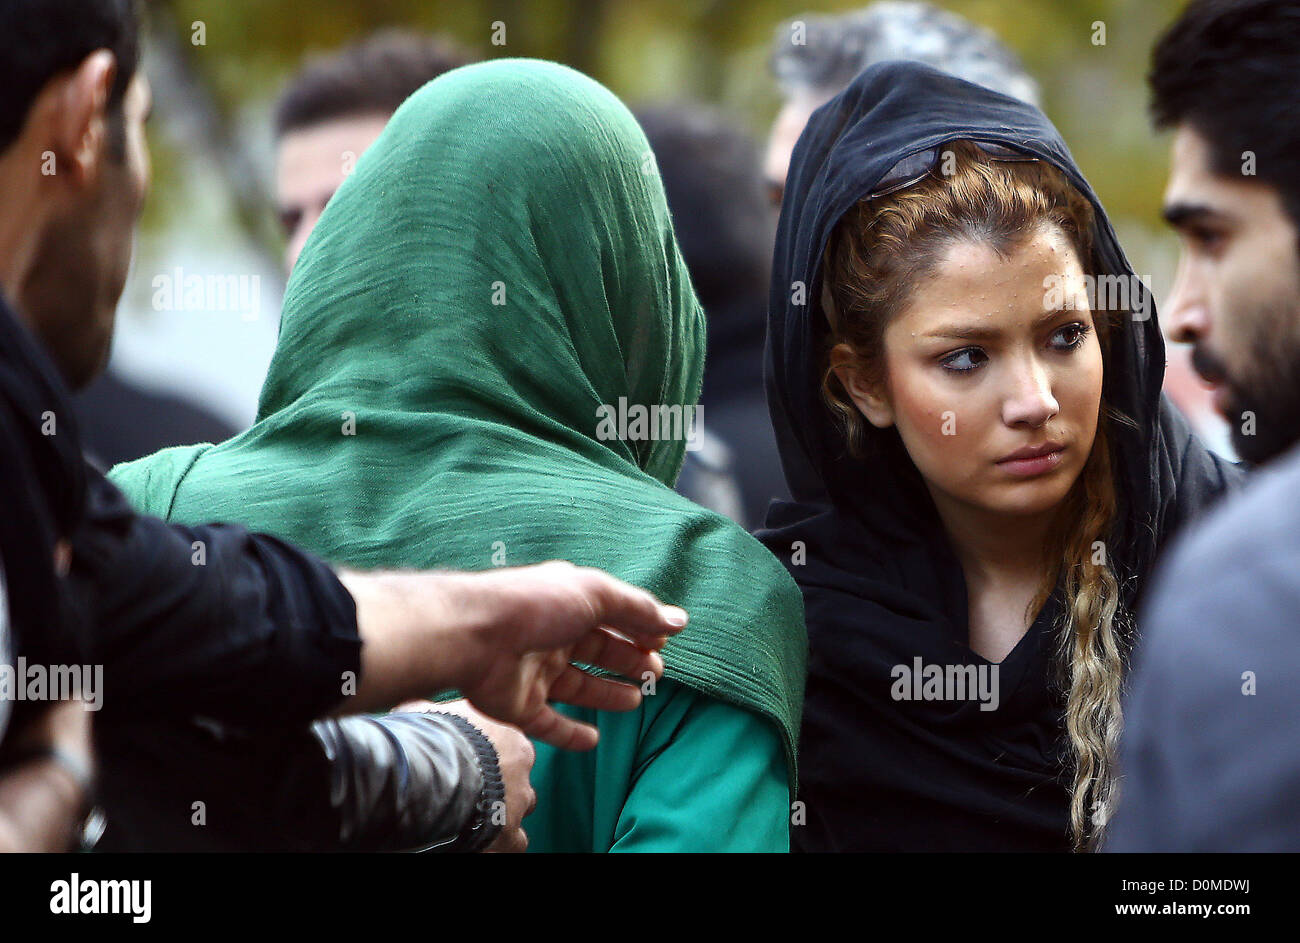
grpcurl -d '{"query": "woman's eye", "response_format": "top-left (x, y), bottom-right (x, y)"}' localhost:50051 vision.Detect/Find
top-left (940, 347), bottom-right (988, 372)
top-left (1049, 322), bottom-right (1090, 351)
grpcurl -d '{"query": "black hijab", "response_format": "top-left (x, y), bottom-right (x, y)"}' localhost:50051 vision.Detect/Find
top-left (758, 61), bottom-right (1241, 851)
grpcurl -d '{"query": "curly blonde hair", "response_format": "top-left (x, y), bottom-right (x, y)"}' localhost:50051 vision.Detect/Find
top-left (821, 140), bottom-right (1131, 850)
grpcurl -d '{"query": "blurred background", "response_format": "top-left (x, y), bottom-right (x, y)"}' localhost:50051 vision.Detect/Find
top-left (96, 0), bottom-right (1230, 477)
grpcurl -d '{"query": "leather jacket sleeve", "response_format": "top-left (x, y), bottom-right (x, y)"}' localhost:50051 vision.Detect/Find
top-left (94, 710), bottom-right (503, 852)
top-left (310, 711), bottom-right (504, 852)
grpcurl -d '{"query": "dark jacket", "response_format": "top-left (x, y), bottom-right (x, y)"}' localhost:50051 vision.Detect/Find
top-left (94, 711), bottom-right (503, 852)
top-left (757, 61), bottom-right (1242, 851)
top-left (0, 294), bottom-right (497, 851)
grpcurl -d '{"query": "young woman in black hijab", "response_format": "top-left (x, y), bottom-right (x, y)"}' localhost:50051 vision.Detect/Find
top-left (759, 61), bottom-right (1242, 851)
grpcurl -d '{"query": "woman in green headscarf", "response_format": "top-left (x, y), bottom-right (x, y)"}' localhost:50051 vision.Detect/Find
top-left (110, 59), bottom-right (805, 852)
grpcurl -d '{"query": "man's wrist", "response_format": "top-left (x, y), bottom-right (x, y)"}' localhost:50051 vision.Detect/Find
top-left (337, 568), bottom-right (489, 706)
top-left (421, 571), bottom-right (495, 694)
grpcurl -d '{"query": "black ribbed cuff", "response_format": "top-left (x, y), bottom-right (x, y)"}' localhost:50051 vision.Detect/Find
top-left (439, 713), bottom-right (505, 853)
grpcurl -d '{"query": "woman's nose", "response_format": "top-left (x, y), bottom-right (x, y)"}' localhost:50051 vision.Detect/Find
top-left (1002, 357), bottom-right (1059, 428)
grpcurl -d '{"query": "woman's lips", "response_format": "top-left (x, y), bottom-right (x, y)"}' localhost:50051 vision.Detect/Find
top-left (996, 445), bottom-right (1065, 477)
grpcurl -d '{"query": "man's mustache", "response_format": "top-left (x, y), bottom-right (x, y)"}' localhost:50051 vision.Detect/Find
top-left (1190, 343), bottom-right (1231, 386)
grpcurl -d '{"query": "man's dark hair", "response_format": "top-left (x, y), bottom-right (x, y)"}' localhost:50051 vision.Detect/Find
top-left (274, 29), bottom-right (473, 139)
top-left (0, 0), bottom-right (140, 154)
top-left (635, 104), bottom-right (772, 327)
top-left (1150, 0), bottom-right (1300, 226)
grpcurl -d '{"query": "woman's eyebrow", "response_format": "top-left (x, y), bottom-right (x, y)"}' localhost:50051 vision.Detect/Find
top-left (925, 308), bottom-right (1075, 341)
top-left (924, 324), bottom-right (999, 341)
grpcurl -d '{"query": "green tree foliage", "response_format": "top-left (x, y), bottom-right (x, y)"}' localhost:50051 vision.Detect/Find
top-left (148, 0), bottom-right (1188, 262)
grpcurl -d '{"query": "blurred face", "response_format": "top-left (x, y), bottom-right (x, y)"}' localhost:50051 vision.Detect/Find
top-left (275, 113), bottom-right (390, 273)
top-left (20, 72), bottom-right (152, 390)
top-left (835, 225), bottom-right (1103, 522)
top-left (1162, 125), bottom-right (1300, 464)
top-left (763, 91), bottom-right (828, 209)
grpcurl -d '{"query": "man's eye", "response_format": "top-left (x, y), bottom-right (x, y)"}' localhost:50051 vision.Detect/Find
top-left (940, 348), bottom-right (988, 372)
top-left (1188, 227), bottom-right (1224, 251)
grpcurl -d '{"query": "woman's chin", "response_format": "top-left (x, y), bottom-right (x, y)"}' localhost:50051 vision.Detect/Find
top-left (979, 478), bottom-right (1076, 518)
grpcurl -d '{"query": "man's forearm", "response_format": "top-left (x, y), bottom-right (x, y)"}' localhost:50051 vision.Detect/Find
top-left (334, 569), bottom-right (480, 713)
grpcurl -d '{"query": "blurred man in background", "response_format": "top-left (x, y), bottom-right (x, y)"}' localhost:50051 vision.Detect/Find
top-left (765, 1), bottom-right (1040, 210)
top-left (71, 370), bottom-right (235, 471)
top-left (275, 29), bottom-right (474, 273)
top-left (638, 105), bottom-right (781, 527)
top-left (1112, 0), bottom-right (1300, 851)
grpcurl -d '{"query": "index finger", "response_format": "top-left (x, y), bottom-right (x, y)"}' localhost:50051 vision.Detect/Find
top-left (576, 568), bottom-right (688, 642)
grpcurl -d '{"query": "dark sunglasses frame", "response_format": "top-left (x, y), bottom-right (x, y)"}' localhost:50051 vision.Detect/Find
top-left (869, 140), bottom-right (1039, 199)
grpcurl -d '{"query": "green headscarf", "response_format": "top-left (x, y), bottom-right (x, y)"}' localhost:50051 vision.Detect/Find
top-left (110, 58), bottom-right (804, 781)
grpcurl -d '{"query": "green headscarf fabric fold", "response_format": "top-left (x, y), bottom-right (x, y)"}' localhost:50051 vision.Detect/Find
top-left (110, 58), bottom-right (805, 781)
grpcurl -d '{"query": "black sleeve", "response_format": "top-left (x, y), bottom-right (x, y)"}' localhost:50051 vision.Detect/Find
top-left (69, 467), bottom-right (362, 727)
top-left (94, 712), bottom-right (503, 853)
top-left (311, 712), bottom-right (504, 852)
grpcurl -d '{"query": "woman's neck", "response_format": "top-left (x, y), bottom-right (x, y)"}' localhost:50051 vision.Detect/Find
top-left (928, 488), bottom-right (1056, 589)
top-left (929, 489), bottom-right (1061, 661)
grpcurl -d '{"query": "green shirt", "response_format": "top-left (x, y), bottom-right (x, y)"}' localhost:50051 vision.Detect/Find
top-left (534, 681), bottom-right (789, 852)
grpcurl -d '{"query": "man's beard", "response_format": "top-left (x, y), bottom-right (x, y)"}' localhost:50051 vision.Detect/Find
top-left (1194, 307), bottom-right (1300, 465)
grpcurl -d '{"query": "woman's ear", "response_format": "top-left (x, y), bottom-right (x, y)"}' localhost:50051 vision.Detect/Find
top-left (830, 343), bottom-right (894, 428)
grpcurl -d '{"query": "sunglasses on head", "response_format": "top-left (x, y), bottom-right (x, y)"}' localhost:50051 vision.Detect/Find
top-left (869, 140), bottom-right (1039, 199)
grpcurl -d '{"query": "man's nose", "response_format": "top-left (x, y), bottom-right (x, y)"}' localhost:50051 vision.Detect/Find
top-left (1164, 254), bottom-right (1211, 344)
